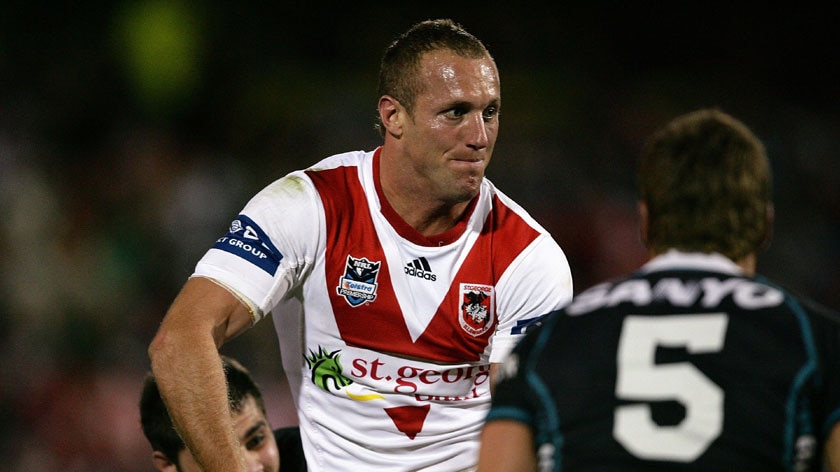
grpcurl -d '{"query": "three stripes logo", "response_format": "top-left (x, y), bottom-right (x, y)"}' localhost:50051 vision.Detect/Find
top-left (404, 257), bottom-right (437, 281)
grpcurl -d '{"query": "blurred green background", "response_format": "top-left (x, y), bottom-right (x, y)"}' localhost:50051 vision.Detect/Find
top-left (2, 2), bottom-right (837, 470)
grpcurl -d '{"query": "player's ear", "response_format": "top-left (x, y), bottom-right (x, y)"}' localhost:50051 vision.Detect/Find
top-left (151, 451), bottom-right (178, 472)
top-left (760, 202), bottom-right (774, 252)
top-left (638, 200), bottom-right (649, 247)
top-left (378, 95), bottom-right (405, 138)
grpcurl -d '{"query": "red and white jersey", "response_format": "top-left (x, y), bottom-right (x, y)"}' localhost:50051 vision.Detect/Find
top-left (193, 148), bottom-right (573, 471)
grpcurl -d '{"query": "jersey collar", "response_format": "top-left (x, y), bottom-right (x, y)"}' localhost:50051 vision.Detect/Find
top-left (372, 147), bottom-right (477, 247)
top-left (640, 250), bottom-right (743, 275)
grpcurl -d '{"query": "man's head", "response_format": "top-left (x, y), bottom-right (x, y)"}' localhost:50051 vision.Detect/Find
top-left (376, 19), bottom-right (501, 208)
top-left (637, 108), bottom-right (773, 263)
top-left (140, 356), bottom-right (280, 472)
top-left (376, 18), bottom-right (493, 136)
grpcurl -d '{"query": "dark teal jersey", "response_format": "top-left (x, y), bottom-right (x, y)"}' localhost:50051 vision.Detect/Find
top-left (273, 427), bottom-right (307, 472)
top-left (488, 253), bottom-right (840, 471)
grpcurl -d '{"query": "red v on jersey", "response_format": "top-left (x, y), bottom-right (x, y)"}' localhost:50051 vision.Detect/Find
top-left (307, 159), bottom-right (540, 364)
top-left (384, 405), bottom-right (431, 440)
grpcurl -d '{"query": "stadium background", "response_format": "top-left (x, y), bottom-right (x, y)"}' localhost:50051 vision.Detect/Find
top-left (1, 3), bottom-right (837, 470)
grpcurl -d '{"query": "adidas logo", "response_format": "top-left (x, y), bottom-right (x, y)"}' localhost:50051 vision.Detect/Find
top-left (404, 257), bottom-right (437, 281)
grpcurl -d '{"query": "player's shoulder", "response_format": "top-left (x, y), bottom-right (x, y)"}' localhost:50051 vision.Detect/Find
top-left (802, 297), bottom-right (840, 325)
top-left (249, 149), bottom-right (371, 203)
top-left (767, 278), bottom-right (840, 326)
top-left (749, 272), bottom-right (833, 314)
top-left (481, 178), bottom-right (525, 214)
top-left (481, 178), bottom-right (556, 237)
top-left (306, 149), bottom-right (371, 172)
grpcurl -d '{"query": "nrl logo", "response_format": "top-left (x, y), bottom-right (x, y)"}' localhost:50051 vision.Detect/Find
top-left (459, 283), bottom-right (495, 337)
top-left (336, 255), bottom-right (381, 307)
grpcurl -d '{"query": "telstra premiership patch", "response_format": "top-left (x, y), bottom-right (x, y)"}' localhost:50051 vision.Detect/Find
top-left (212, 215), bottom-right (282, 275)
top-left (336, 255), bottom-right (381, 307)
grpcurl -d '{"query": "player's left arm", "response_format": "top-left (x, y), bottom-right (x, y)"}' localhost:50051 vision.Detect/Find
top-left (826, 423), bottom-right (840, 472)
top-left (477, 419), bottom-right (536, 472)
top-left (481, 327), bottom-right (543, 471)
top-left (813, 303), bottom-right (840, 471)
top-left (489, 363), bottom-right (501, 396)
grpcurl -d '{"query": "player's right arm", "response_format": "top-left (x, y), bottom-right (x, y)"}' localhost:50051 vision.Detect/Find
top-left (147, 165), bottom-right (325, 471)
top-left (148, 276), bottom-right (256, 472)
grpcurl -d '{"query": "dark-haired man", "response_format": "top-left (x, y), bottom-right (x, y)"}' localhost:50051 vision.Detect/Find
top-left (140, 356), bottom-right (305, 471)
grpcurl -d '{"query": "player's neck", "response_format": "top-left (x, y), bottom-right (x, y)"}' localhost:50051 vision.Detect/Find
top-left (648, 249), bottom-right (758, 276)
top-left (735, 254), bottom-right (757, 276)
top-left (383, 187), bottom-right (470, 236)
top-left (378, 148), bottom-right (470, 237)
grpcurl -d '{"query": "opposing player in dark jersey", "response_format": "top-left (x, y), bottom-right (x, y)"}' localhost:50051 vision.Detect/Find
top-left (477, 108), bottom-right (840, 471)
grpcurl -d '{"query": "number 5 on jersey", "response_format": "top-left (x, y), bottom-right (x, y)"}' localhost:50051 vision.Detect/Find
top-left (613, 313), bottom-right (729, 461)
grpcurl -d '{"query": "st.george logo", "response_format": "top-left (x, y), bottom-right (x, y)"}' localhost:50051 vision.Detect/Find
top-left (336, 255), bottom-right (381, 307)
top-left (459, 283), bottom-right (495, 336)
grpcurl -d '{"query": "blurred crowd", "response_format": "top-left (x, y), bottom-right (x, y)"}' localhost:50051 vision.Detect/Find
top-left (1, 3), bottom-right (838, 470)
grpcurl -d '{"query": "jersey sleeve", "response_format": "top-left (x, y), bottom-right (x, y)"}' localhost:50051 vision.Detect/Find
top-left (489, 234), bottom-right (573, 363)
top-left (192, 172), bottom-right (322, 322)
top-left (485, 317), bottom-right (552, 428)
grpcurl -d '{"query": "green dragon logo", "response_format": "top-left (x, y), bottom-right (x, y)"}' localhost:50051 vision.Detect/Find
top-left (306, 346), bottom-right (354, 392)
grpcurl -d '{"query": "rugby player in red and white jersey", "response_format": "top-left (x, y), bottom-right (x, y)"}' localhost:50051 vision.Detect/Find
top-left (149, 19), bottom-right (573, 472)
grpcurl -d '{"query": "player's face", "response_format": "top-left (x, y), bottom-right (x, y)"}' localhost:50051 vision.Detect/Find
top-left (401, 50), bottom-right (500, 203)
top-left (174, 396), bottom-right (280, 472)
